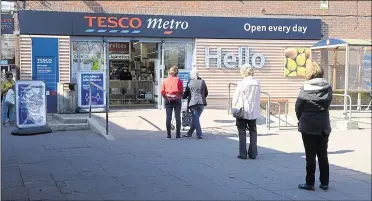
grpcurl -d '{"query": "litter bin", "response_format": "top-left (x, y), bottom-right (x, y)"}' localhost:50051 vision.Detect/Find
top-left (57, 83), bottom-right (77, 114)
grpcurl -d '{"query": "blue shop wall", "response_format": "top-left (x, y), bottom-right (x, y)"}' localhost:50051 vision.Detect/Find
top-left (32, 38), bottom-right (59, 113)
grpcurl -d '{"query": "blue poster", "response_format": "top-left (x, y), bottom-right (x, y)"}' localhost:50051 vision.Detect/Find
top-left (178, 71), bottom-right (190, 90)
top-left (1, 14), bottom-right (14, 34)
top-left (15, 81), bottom-right (47, 129)
top-left (362, 52), bottom-right (371, 90)
top-left (32, 38), bottom-right (59, 113)
top-left (77, 71), bottom-right (106, 108)
top-left (35, 56), bottom-right (58, 95)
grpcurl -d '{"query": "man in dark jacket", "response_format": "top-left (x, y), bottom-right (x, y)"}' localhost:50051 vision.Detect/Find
top-left (182, 69), bottom-right (208, 139)
top-left (295, 62), bottom-right (332, 191)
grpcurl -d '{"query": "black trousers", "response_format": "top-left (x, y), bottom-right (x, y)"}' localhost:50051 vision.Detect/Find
top-left (301, 133), bottom-right (329, 186)
top-left (236, 118), bottom-right (258, 159)
top-left (165, 101), bottom-right (181, 137)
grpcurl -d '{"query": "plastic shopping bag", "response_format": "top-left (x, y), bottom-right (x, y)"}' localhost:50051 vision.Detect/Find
top-left (5, 89), bottom-right (15, 105)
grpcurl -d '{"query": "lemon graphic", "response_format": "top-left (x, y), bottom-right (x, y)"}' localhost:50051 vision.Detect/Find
top-left (297, 48), bottom-right (305, 54)
top-left (296, 53), bottom-right (306, 66)
top-left (284, 68), bottom-right (290, 76)
top-left (286, 58), bottom-right (297, 71)
top-left (297, 66), bottom-right (306, 77)
top-left (288, 71), bottom-right (297, 76)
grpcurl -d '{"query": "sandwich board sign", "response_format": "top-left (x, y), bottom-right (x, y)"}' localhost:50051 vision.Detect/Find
top-left (15, 80), bottom-right (47, 128)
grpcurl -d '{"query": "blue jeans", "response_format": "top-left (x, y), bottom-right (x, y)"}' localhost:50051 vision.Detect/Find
top-left (2, 98), bottom-right (15, 123)
top-left (187, 105), bottom-right (204, 137)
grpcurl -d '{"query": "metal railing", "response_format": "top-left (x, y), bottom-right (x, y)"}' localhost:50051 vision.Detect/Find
top-left (260, 92), bottom-right (271, 130)
top-left (330, 94), bottom-right (352, 122)
top-left (227, 83), bottom-right (237, 115)
top-left (89, 82), bottom-right (109, 135)
top-left (271, 102), bottom-right (281, 130)
top-left (227, 83), bottom-right (271, 130)
top-left (285, 101), bottom-right (289, 127)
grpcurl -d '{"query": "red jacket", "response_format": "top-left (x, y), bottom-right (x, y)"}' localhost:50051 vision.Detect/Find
top-left (161, 75), bottom-right (183, 99)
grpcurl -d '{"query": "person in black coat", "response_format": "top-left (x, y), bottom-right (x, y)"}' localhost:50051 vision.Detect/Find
top-left (295, 62), bottom-right (333, 191)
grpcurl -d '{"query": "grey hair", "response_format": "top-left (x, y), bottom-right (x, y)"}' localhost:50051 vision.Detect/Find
top-left (239, 64), bottom-right (254, 77)
top-left (190, 69), bottom-right (199, 80)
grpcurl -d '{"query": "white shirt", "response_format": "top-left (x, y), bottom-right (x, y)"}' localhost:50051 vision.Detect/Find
top-left (232, 76), bottom-right (261, 120)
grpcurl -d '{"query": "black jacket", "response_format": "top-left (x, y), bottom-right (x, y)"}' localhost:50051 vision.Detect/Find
top-left (182, 77), bottom-right (208, 107)
top-left (295, 78), bottom-right (333, 135)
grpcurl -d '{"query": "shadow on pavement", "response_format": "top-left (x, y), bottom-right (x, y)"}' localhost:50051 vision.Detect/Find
top-left (1, 115), bottom-right (371, 201)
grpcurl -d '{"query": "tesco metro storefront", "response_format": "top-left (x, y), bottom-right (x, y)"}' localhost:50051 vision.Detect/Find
top-left (17, 10), bottom-right (321, 113)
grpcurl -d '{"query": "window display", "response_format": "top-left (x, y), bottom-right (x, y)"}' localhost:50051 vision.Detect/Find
top-left (71, 41), bottom-right (104, 82)
top-left (163, 42), bottom-right (193, 70)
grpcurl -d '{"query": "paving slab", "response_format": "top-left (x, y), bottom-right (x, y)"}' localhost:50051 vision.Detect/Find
top-left (2, 109), bottom-right (371, 200)
top-left (26, 185), bottom-right (67, 201)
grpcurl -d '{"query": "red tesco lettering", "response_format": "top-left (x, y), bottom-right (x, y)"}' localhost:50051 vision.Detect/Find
top-left (84, 16), bottom-right (142, 29)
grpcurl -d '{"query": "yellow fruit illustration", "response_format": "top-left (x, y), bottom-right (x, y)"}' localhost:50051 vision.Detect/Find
top-left (284, 48), bottom-right (298, 60)
top-left (297, 48), bottom-right (305, 54)
top-left (288, 71), bottom-right (297, 76)
top-left (284, 68), bottom-right (290, 76)
top-left (286, 58), bottom-right (297, 71)
top-left (92, 61), bottom-right (99, 70)
top-left (304, 48), bottom-right (310, 58)
top-left (297, 66), bottom-right (306, 77)
top-left (296, 53), bottom-right (306, 66)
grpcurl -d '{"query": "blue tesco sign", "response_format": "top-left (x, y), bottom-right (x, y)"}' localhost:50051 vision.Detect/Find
top-left (77, 71), bottom-right (106, 108)
top-left (35, 56), bottom-right (58, 95)
top-left (15, 80), bottom-right (47, 128)
top-left (18, 11), bottom-right (322, 40)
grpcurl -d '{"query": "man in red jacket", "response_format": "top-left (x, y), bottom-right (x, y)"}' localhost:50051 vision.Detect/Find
top-left (161, 66), bottom-right (183, 139)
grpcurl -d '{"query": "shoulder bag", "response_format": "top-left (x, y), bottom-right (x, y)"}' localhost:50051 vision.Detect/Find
top-left (5, 89), bottom-right (15, 105)
top-left (231, 91), bottom-right (245, 119)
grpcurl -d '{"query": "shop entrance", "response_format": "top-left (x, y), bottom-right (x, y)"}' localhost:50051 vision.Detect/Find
top-left (108, 42), bottom-right (158, 108)
top-left (71, 38), bottom-right (194, 110)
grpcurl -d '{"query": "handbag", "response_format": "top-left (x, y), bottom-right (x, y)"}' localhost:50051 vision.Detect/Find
top-left (5, 89), bottom-right (15, 105)
top-left (231, 91), bottom-right (245, 119)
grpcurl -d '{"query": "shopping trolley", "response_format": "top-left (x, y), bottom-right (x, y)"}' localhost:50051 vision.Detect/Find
top-left (171, 99), bottom-right (192, 131)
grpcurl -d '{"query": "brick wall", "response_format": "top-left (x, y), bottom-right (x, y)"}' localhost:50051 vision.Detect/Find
top-left (17, 1), bottom-right (372, 40)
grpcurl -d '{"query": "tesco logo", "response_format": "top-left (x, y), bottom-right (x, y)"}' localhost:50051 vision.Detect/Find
top-left (84, 16), bottom-right (142, 29)
top-left (37, 58), bottom-right (52, 64)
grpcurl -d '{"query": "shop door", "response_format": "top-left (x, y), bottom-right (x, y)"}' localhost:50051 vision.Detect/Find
top-left (159, 41), bottom-right (194, 109)
top-left (31, 38), bottom-right (59, 113)
top-left (154, 59), bottom-right (164, 109)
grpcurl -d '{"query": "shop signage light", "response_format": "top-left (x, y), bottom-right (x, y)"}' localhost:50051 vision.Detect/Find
top-left (205, 47), bottom-right (265, 69)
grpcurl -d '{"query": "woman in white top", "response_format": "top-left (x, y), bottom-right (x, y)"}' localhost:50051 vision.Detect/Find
top-left (232, 64), bottom-right (261, 160)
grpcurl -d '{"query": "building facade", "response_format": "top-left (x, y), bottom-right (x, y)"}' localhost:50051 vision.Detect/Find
top-left (13, 1), bottom-right (372, 112)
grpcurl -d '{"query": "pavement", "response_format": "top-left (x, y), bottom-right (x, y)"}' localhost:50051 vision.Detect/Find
top-left (1, 108), bottom-right (371, 201)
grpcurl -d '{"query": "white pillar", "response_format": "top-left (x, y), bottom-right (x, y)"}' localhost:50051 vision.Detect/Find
top-left (344, 45), bottom-right (350, 116)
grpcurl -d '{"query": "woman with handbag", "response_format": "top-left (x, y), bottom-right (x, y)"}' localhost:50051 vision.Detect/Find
top-left (1, 72), bottom-right (16, 126)
top-left (182, 69), bottom-right (208, 140)
top-left (232, 64), bottom-right (261, 160)
top-left (161, 66), bottom-right (184, 139)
